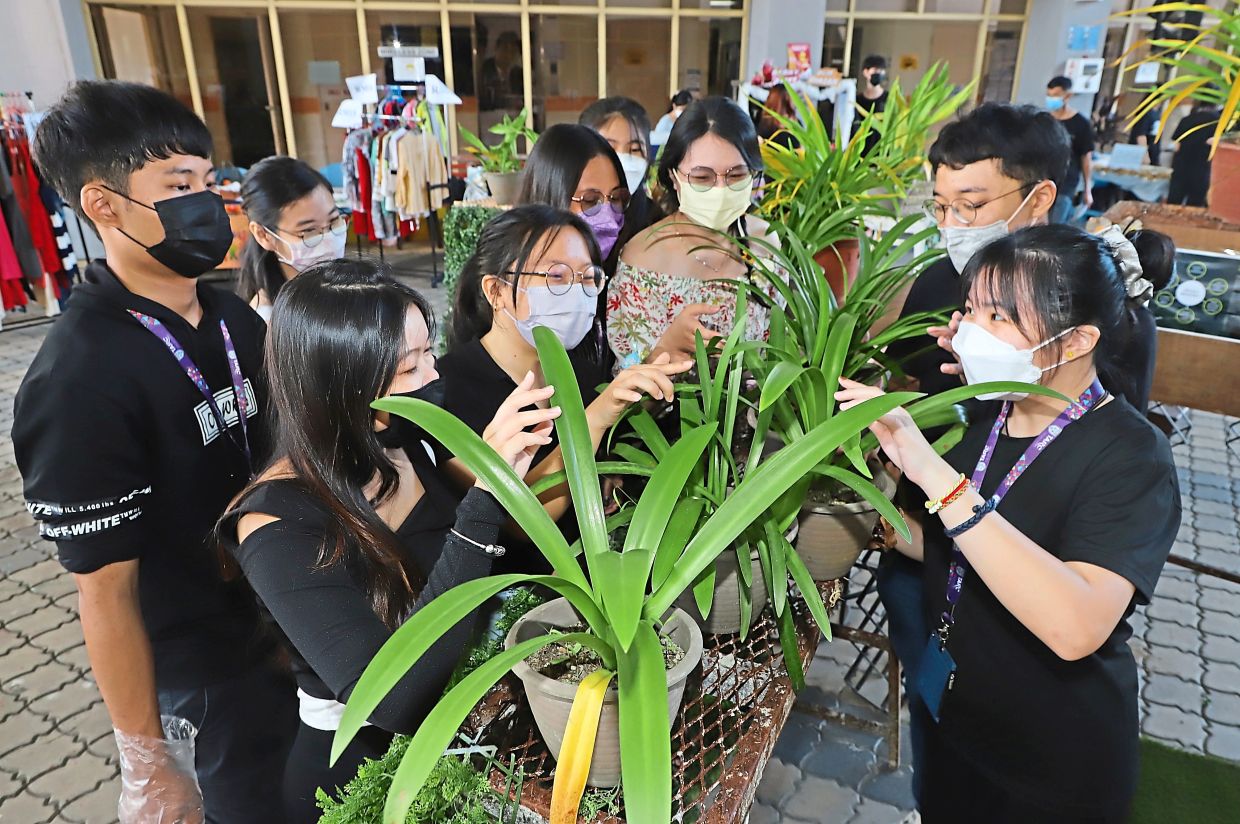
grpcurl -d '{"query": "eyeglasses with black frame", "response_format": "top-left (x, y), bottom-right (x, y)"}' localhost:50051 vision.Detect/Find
top-left (271, 214), bottom-right (349, 248)
top-left (676, 165), bottom-right (756, 193)
top-left (922, 183), bottom-right (1039, 226)
top-left (570, 188), bottom-right (630, 217)
top-left (505, 263), bottom-right (608, 296)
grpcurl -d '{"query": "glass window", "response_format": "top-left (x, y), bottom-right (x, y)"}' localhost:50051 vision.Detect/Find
top-left (680, 0), bottom-right (742, 8)
top-left (997, 0), bottom-right (1028, 13)
top-left (924, 0), bottom-right (985, 11)
top-left (606, 17), bottom-right (673, 130)
top-left (850, 20), bottom-right (979, 91)
top-left (185, 7), bottom-right (285, 168)
top-left (822, 20), bottom-right (847, 72)
top-left (826, 0), bottom-right (849, 11)
top-left (90, 5), bottom-right (191, 105)
top-left (978, 21), bottom-right (1022, 104)
top-left (278, 9), bottom-right (362, 171)
top-left (531, 15), bottom-right (600, 132)
top-left (677, 17), bottom-right (743, 98)
top-left (450, 12), bottom-right (524, 147)
top-left (853, 1), bottom-right (918, 11)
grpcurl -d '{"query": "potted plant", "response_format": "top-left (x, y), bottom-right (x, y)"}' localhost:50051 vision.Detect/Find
top-left (332, 326), bottom-right (922, 824)
top-left (1119, 2), bottom-right (1240, 222)
top-left (458, 108), bottom-right (538, 206)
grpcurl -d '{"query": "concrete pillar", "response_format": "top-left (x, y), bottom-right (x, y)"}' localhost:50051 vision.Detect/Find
top-left (1014, 0), bottom-right (1110, 114)
top-left (746, 0), bottom-right (828, 80)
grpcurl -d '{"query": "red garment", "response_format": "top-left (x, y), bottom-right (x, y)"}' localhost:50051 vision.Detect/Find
top-left (5, 135), bottom-right (60, 278)
top-left (0, 214), bottom-right (28, 310)
top-left (352, 148), bottom-right (377, 242)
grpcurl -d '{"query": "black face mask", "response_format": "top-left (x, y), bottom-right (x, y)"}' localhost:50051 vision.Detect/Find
top-left (870, 72), bottom-right (886, 88)
top-left (111, 188), bottom-right (234, 278)
top-left (375, 379), bottom-right (446, 450)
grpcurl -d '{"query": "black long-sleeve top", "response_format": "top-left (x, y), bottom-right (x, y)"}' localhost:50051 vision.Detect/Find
top-left (221, 447), bottom-right (502, 734)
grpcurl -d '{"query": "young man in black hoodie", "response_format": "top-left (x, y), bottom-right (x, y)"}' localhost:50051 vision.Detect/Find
top-left (13, 81), bottom-right (295, 823)
top-left (882, 102), bottom-right (1067, 806)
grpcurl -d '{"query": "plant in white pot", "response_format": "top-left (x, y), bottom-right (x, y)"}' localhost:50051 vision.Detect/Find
top-left (459, 108), bottom-right (537, 205)
top-left (331, 326), bottom-right (922, 824)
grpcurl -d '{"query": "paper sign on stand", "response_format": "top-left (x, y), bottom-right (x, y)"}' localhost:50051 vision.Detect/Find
top-left (424, 74), bottom-right (462, 106)
top-left (345, 73), bottom-right (378, 104)
top-left (331, 99), bottom-right (364, 129)
top-left (393, 56), bottom-right (426, 82)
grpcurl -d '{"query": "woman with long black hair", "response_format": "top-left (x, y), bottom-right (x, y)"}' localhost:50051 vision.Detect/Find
top-left (579, 96), bottom-right (658, 229)
top-left (609, 96), bottom-right (783, 368)
top-left (238, 156), bottom-right (346, 321)
top-left (219, 259), bottom-right (560, 820)
top-left (837, 223), bottom-right (1180, 823)
top-left (441, 206), bottom-right (689, 541)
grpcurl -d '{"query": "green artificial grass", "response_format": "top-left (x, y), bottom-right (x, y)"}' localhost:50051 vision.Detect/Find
top-left (1132, 737), bottom-right (1240, 824)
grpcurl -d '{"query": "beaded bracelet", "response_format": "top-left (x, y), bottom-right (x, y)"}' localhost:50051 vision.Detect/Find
top-left (449, 528), bottom-right (507, 557)
top-left (943, 496), bottom-right (998, 539)
top-left (925, 473), bottom-right (969, 515)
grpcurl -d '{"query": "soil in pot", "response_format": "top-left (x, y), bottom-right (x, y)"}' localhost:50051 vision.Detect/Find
top-left (507, 599), bottom-right (703, 788)
top-left (526, 627), bottom-right (686, 685)
top-left (798, 462), bottom-right (895, 581)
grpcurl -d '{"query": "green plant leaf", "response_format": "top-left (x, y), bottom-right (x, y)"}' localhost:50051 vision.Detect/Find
top-left (380, 632), bottom-right (600, 824)
top-left (764, 520), bottom-right (790, 618)
top-left (652, 497), bottom-right (706, 590)
top-left (617, 621), bottom-right (674, 824)
top-left (647, 391), bottom-right (923, 618)
top-left (810, 464), bottom-right (910, 543)
top-left (332, 573), bottom-right (607, 765)
top-left (595, 549), bottom-right (654, 653)
top-left (373, 397), bottom-right (590, 595)
top-left (775, 606), bottom-right (806, 691)
top-left (534, 326), bottom-right (610, 588)
top-left (760, 360), bottom-right (808, 412)
top-left (624, 423), bottom-right (717, 556)
top-left (627, 409), bottom-right (671, 460)
top-left (785, 544), bottom-right (833, 643)
top-left (692, 561), bottom-right (717, 621)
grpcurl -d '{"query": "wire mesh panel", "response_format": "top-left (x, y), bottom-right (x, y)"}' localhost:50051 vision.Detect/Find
top-left (472, 582), bottom-right (840, 823)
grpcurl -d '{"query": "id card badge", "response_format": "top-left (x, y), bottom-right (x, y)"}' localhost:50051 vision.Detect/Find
top-left (917, 634), bottom-right (956, 723)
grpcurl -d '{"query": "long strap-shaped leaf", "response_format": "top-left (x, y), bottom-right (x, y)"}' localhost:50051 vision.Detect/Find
top-left (332, 573), bottom-right (607, 764)
top-left (372, 397), bottom-right (589, 594)
top-left (624, 423), bottom-right (718, 556)
top-left (595, 549), bottom-right (654, 653)
top-left (380, 632), bottom-right (602, 824)
top-left (810, 464), bottom-right (910, 542)
top-left (618, 621), bottom-right (674, 824)
top-left (549, 668), bottom-right (615, 824)
top-left (646, 391), bottom-right (922, 618)
top-left (534, 326), bottom-right (610, 590)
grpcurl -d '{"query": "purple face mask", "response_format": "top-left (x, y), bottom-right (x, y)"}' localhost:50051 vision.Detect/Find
top-left (582, 206), bottom-right (624, 259)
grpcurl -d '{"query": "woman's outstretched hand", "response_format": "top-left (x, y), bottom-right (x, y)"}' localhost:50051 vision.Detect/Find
top-left (590, 352), bottom-right (693, 429)
top-left (835, 377), bottom-right (942, 489)
top-left (478, 371), bottom-right (561, 490)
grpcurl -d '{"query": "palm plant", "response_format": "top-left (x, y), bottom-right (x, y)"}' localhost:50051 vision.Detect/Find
top-left (458, 108), bottom-right (538, 174)
top-left (331, 327), bottom-right (922, 824)
top-left (1118, 2), bottom-right (1240, 153)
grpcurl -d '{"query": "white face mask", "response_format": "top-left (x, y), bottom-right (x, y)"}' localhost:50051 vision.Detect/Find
top-left (270, 228), bottom-right (347, 272)
top-left (618, 153), bottom-right (648, 194)
top-left (939, 186), bottom-right (1038, 273)
top-left (952, 321), bottom-right (1075, 401)
top-left (504, 283), bottom-right (597, 350)
top-left (678, 182), bottom-right (752, 232)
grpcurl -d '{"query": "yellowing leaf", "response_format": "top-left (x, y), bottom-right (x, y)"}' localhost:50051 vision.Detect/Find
top-left (550, 668), bottom-right (615, 824)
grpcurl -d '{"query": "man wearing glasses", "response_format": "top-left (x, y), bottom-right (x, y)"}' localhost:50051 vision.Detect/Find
top-left (879, 101), bottom-right (1069, 808)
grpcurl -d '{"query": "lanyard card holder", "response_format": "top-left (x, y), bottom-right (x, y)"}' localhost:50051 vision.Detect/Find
top-left (918, 633), bottom-right (956, 723)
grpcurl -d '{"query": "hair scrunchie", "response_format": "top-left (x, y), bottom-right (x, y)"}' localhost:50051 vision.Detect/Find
top-left (1088, 218), bottom-right (1154, 306)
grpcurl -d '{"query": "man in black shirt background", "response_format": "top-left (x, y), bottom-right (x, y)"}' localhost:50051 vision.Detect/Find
top-left (12, 82), bottom-right (295, 822)
top-left (881, 102), bottom-right (1069, 805)
top-left (1167, 100), bottom-right (1220, 207)
top-left (1046, 75), bottom-right (1096, 223)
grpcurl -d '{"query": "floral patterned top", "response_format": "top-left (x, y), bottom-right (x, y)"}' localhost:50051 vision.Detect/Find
top-left (606, 260), bottom-right (783, 368)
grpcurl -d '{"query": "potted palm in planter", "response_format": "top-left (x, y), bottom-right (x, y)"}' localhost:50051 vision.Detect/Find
top-left (332, 326), bottom-right (922, 824)
top-left (459, 108), bottom-right (538, 206)
top-left (1119, 2), bottom-right (1240, 223)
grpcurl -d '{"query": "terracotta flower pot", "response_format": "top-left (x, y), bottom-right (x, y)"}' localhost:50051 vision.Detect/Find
top-left (1208, 141), bottom-right (1240, 226)
top-left (506, 598), bottom-right (703, 788)
top-left (797, 463), bottom-right (896, 581)
top-left (673, 547), bottom-right (769, 635)
top-left (484, 171), bottom-right (521, 205)
top-left (814, 238), bottom-right (862, 305)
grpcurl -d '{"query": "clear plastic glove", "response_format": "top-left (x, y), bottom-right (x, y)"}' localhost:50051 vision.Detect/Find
top-left (116, 716), bottom-right (204, 824)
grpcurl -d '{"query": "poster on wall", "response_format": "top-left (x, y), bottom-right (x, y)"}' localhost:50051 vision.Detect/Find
top-left (308, 61), bottom-right (341, 86)
top-left (786, 42), bottom-right (811, 73)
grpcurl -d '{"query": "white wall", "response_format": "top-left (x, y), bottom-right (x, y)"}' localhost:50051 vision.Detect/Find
top-left (1014, 0), bottom-right (1110, 114)
top-left (0, 0), bottom-right (93, 108)
top-left (747, 0), bottom-right (828, 79)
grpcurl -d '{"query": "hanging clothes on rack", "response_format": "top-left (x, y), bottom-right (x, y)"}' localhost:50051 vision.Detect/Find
top-left (0, 138), bottom-right (33, 310)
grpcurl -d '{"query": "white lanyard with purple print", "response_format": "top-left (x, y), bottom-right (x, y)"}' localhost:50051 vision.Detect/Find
top-left (128, 309), bottom-right (252, 466)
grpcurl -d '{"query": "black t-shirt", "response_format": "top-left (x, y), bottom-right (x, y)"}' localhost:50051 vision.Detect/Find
top-left (1056, 112), bottom-right (1095, 192)
top-left (435, 336), bottom-right (609, 570)
top-left (222, 449), bottom-right (501, 734)
top-left (885, 257), bottom-right (962, 399)
top-left (13, 261), bottom-right (271, 689)
top-left (1172, 108), bottom-right (1219, 173)
top-left (900, 396), bottom-right (1179, 814)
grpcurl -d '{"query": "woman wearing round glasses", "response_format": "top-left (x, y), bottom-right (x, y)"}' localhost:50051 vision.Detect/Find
top-left (608, 96), bottom-right (784, 368)
top-left (239, 156), bottom-right (348, 322)
top-left (438, 205), bottom-right (690, 568)
top-left (516, 123), bottom-right (644, 274)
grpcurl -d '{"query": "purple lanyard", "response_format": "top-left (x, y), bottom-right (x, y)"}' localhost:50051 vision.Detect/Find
top-left (128, 310), bottom-right (252, 466)
top-left (938, 378), bottom-right (1105, 638)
